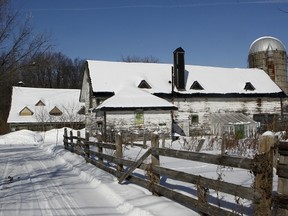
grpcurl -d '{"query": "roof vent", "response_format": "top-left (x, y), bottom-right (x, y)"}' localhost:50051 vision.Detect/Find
top-left (190, 81), bottom-right (204, 90)
top-left (138, 80), bottom-right (151, 89)
top-left (244, 82), bottom-right (255, 91)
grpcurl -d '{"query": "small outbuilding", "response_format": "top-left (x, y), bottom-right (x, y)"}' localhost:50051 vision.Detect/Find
top-left (94, 87), bottom-right (177, 139)
top-left (7, 86), bottom-right (85, 131)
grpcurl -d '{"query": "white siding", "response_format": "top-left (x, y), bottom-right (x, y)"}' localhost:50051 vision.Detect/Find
top-left (106, 110), bottom-right (171, 134)
top-left (172, 97), bottom-right (282, 134)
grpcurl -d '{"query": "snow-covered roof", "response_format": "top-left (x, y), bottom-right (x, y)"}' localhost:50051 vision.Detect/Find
top-left (7, 87), bottom-right (84, 123)
top-left (86, 60), bottom-right (283, 95)
top-left (96, 87), bottom-right (177, 111)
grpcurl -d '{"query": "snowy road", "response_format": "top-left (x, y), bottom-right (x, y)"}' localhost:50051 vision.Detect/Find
top-left (0, 129), bottom-right (195, 216)
top-left (0, 144), bottom-right (127, 216)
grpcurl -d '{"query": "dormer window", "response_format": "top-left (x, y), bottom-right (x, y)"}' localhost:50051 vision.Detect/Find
top-left (190, 81), bottom-right (204, 90)
top-left (49, 106), bottom-right (63, 116)
top-left (138, 80), bottom-right (151, 89)
top-left (244, 82), bottom-right (255, 91)
top-left (19, 106), bottom-right (34, 116)
top-left (35, 100), bottom-right (45, 106)
top-left (77, 106), bottom-right (85, 115)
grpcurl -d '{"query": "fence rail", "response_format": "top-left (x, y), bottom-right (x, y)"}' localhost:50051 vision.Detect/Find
top-left (63, 128), bottom-right (286, 216)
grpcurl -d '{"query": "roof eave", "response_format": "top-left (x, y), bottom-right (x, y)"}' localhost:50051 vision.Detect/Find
top-left (95, 106), bottom-right (178, 112)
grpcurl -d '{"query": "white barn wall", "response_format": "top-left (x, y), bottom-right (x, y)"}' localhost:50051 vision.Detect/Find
top-left (85, 96), bottom-right (282, 136)
top-left (173, 97), bottom-right (282, 134)
top-left (105, 110), bottom-right (171, 133)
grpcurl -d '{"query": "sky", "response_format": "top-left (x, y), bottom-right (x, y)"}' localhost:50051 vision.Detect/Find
top-left (11, 0), bottom-right (288, 68)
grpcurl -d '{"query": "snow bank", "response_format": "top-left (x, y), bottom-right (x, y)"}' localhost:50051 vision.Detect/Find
top-left (262, 131), bottom-right (275, 136)
top-left (0, 129), bottom-right (43, 145)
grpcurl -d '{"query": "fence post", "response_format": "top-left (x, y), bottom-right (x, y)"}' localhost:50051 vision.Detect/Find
top-left (115, 133), bottom-right (123, 172)
top-left (254, 134), bottom-right (276, 216)
top-left (96, 133), bottom-right (103, 164)
top-left (130, 132), bottom-right (134, 147)
top-left (151, 133), bottom-right (160, 195)
top-left (70, 130), bottom-right (74, 153)
top-left (221, 132), bottom-right (226, 155)
top-left (76, 131), bottom-right (81, 154)
top-left (85, 131), bottom-right (90, 161)
top-left (63, 128), bottom-right (68, 149)
top-left (161, 133), bottom-right (166, 148)
top-left (197, 183), bottom-right (208, 216)
top-left (143, 132), bottom-right (147, 149)
top-left (277, 141), bottom-right (288, 216)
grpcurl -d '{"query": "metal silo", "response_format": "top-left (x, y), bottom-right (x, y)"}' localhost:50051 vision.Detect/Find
top-left (248, 36), bottom-right (288, 95)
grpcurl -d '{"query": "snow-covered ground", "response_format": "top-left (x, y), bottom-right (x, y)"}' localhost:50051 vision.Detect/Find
top-left (0, 129), bottom-right (278, 215)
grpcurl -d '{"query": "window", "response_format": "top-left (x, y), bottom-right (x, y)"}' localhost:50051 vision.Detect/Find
top-left (234, 125), bottom-right (244, 139)
top-left (35, 100), bottom-right (45, 106)
top-left (49, 106), bottom-right (63, 116)
top-left (244, 82), bottom-right (255, 91)
top-left (77, 106), bottom-right (85, 115)
top-left (135, 110), bottom-right (144, 124)
top-left (19, 106), bottom-right (34, 116)
top-left (138, 80), bottom-right (151, 89)
top-left (190, 81), bottom-right (204, 90)
top-left (191, 115), bottom-right (199, 124)
top-left (253, 113), bottom-right (278, 124)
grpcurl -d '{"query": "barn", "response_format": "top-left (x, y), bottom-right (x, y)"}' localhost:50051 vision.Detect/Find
top-left (7, 87), bottom-right (85, 131)
top-left (80, 48), bottom-right (285, 138)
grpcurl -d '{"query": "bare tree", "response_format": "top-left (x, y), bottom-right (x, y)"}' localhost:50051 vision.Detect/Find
top-left (21, 52), bottom-right (84, 89)
top-left (34, 103), bottom-right (85, 130)
top-left (0, 0), bottom-right (51, 134)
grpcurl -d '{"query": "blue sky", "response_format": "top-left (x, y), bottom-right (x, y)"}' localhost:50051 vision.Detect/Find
top-left (12, 0), bottom-right (288, 68)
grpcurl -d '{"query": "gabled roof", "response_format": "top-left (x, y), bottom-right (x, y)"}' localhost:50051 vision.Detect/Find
top-left (86, 60), bottom-right (284, 96)
top-left (7, 87), bottom-right (84, 123)
top-left (95, 87), bottom-right (177, 111)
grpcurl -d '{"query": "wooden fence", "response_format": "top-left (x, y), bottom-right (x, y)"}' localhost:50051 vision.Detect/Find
top-left (63, 128), bottom-right (287, 216)
top-left (274, 141), bottom-right (288, 216)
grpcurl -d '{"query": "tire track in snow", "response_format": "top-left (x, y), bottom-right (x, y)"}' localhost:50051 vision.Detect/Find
top-left (0, 157), bottom-right (11, 216)
top-left (54, 146), bottom-right (156, 216)
top-left (22, 146), bottom-right (87, 216)
top-left (23, 159), bottom-right (54, 216)
top-left (37, 159), bottom-right (85, 216)
top-left (0, 148), bottom-right (32, 216)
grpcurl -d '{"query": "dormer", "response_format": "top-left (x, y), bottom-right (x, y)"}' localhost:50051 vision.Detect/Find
top-left (19, 106), bottom-right (34, 116)
top-left (35, 100), bottom-right (45, 106)
top-left (244, 82), bottom-right (255, 91)
top-left (49, 106), bottom-right (63, 116)
top-left (138, 80), bottom-right (151, 89)
top-left (77, 106), bottom-right (85, 115)
top-left (190, 81), bottom-right (204, 90)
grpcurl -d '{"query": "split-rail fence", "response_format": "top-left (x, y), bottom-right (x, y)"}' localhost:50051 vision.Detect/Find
top-left (63, 128), bottom-right (288, 216)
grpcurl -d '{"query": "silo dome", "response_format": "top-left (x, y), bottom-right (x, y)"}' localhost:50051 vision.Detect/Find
top-left (249, 36), bottom-right (286, 54)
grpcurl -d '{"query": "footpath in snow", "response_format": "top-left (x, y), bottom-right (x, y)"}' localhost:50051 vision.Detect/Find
top-left (0, 129), bottom-right (196, 216)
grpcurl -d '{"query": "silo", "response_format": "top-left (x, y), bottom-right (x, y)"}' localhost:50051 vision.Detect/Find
top-left (248, 36), bottom-right (288, 95)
